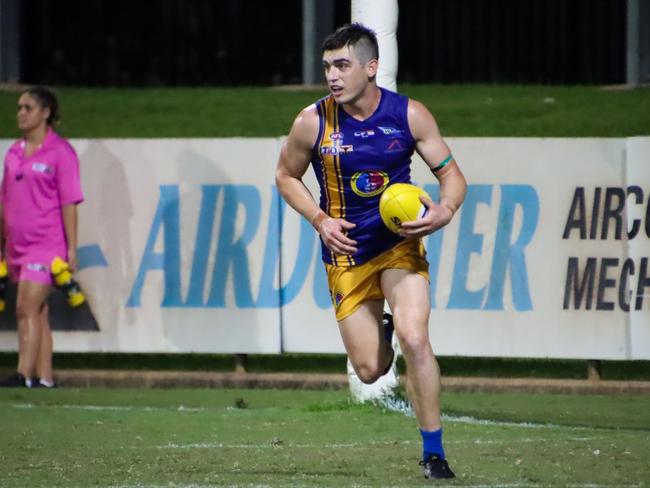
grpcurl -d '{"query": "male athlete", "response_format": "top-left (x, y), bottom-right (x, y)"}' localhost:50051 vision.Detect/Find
top-left (275, 23), bottom-right (466, 480)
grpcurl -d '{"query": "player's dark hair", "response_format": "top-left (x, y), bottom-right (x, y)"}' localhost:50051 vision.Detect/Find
top-left (21, 86), bottom-right (59, 126)
top-left (322, 23), bottom-right (379, 64)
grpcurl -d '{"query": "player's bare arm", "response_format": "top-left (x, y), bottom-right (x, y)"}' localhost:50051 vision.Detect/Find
top-left (399, 99), bottom-right (467, 238)
top-left (0, 203), bottom-right (4, 260)
top-left (62, 204), bottom-right (79, 272)
top-left (275, 106), bottom-right (358, 256)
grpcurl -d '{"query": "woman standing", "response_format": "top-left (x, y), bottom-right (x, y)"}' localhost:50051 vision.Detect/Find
top-left (0, 87), bottom-right (83, 388)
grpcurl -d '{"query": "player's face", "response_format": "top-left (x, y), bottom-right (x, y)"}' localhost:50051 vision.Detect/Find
top-left (17, 93), bottom-right (49, 134)
top-left (322, 46), bottom-right (375, 104)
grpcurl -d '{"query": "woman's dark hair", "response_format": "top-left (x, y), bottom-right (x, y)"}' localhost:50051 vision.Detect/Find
top-left (21, 86), bottom-right (59, 126)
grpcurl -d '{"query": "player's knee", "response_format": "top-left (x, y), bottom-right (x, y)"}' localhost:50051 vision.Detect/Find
top-left (397, 329), bottom-right (429, 357)
top-left (355, 364), bottom-right (383, 384)
top-left (15, 301), bottom-right (39, 321)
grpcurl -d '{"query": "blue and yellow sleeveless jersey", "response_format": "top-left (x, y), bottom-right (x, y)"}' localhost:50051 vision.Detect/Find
top-left (310, 88), bottom-right (416, 266)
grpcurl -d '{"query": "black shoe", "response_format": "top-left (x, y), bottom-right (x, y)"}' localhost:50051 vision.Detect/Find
top-left (420, 455), bottom-right (456, 480)
top-left (0, 371), bottom-right (28, 387)
top-left (382, 312), bottom-right (394, 344)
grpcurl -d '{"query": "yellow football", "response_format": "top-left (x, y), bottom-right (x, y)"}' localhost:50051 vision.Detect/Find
top-left (379, 183), bottom-right (430, 233)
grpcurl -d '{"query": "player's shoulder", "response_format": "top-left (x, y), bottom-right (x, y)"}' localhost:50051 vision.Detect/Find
top-left (289, 102), bottom-right (320, 147)
top-left (48, 131), bottom-right (79, 162)
top-left (6, 138), bottom-right (23, 156)
top-left (3, 140), bottom-right (21, 167)
top-left (406, 97), bottom-right (434, 119)
top-left (57, 136), bottom-right (78, 157)
top-left (406, 98), bottom-right (440, 131)
top-left (295, 102), bottom-right (320, 125)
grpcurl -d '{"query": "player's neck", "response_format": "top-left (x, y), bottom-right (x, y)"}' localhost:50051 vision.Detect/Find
top-left (23, 125), bottom-right (48, 156)
top-left (23, 125), bottom-right (48, 147)
top-left (342, 84), bottom-right (382, 121)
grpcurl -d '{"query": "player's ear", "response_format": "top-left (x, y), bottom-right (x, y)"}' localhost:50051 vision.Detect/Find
top-left (366, 58), bottom-right (378, 78)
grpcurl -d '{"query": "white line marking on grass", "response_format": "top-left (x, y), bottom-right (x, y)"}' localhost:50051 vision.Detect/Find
top-left (469, 436), bottom-right (605, 445)
top-left (375, 397), bottom-right (643, 432)
top-left (442, 415), bottom-right (647, 436)
top-left (452, 485), bottom-right (643, 488)
top-left (61, 484), bottom-right (644, 488)
top-left (442, 413), bottom-right (589, 430)
top-left (565, 485), bottom-right (643, 488)
top-left (374, 397), bottom-right (589, 430)
top-left (12, 403), bottom-right (205, 412)
top-left (157, 440), bottom-right (417, 449)
top-left (156, 435), bottom-right (605, 451)
top-left (376, 397), bottom-right (563, 428)
top-left (13, 403), bottom-right (132, 411)
top-left (92, 485), bottom-right (275, 488)
top-left (375, 397), bottom-right (649, 434)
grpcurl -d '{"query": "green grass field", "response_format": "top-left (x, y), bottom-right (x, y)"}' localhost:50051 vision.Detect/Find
top-left (1, 388), bottom-right (648, 487)
top-left (1, 85), bottom-right (649, 138)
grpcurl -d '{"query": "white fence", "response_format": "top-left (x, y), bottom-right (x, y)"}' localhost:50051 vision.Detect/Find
top-left (0, 137), bottom-right (648, 359)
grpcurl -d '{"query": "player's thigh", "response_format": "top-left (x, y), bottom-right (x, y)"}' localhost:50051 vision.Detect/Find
top-left (380, 268), bottom-right (430, 337)
top-left (16, 281), bottom-right (51, 315)
top-left (338, 299), bottom-right (384, 363)
top-left (40, 303), bottom-right (51, 330)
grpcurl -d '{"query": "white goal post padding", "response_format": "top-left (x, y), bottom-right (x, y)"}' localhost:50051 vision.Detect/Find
top-left (350, 0), bottom-right (400, 400)
top-left (352, 0), bottom-right (399, 93)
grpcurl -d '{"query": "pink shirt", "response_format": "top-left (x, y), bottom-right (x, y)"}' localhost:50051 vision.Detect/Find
top-left (1, 128), bottom-right (83, 265)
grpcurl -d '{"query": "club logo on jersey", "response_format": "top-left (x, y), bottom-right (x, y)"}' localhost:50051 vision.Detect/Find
top-left (353, 129), bottom-right (375, 138)
top-left (330, 132), bottom-right (344, 140)
top-left (378, 126), bottom-right (403, 136)
top-left (385, 139), bottom-right (406, 153)
top-left (31, 162), bottom-right (53, 174)
top-left (320, 145), bottom-right (354, 155)
top-left (351, 170), bottom-right (389, 197)
top-left (334, 291), bottom-right (345, 307)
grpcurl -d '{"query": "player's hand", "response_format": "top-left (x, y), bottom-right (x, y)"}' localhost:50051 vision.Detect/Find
top-left (67, 248), bottom-right (79, 273)
top-left (317, 218), bottom-right (358, 256)
top-left (398, 195), bottom-right (453, 238)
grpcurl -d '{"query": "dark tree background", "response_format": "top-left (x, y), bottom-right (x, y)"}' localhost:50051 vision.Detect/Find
top-left (20, 0), bottom-right (625, 86)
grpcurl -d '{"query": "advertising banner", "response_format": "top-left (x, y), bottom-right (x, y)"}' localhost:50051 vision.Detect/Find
top-left (0, 137), bottom-right (647, 358)
top-left (0, 138), bottom-right (283, 353)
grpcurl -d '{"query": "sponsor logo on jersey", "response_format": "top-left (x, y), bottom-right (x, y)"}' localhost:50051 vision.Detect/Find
top-left (32, 162), bottom-right (53, 174)
top-left (353, 129), bottom-right (375, 138)
top-left (377, 126), bottom-right (403, 136)
top-left (320, 145), bottom-right (354, 155)
top-left (351, 170), bottom-right (389, 197)
top-left (26, 263), bottom-right (49, 273)
top-left (385, 139), bottom-right (406, 153)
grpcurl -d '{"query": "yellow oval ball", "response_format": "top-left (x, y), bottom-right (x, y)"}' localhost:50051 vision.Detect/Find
top-left (379, 183), bottom-right (430, 233)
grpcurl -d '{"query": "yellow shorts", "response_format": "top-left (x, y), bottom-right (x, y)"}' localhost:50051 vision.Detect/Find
top-left (325, 238), bottom-right (429, 321)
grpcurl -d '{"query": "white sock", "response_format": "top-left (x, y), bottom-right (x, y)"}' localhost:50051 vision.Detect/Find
top-left (39, 379), bottom-right (55, 388)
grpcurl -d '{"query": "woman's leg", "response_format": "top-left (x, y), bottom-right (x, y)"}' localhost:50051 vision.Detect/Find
top-left (35, 303), bottom-right (54, 384)
top-left (16, 281), bottom-right (51, 383)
